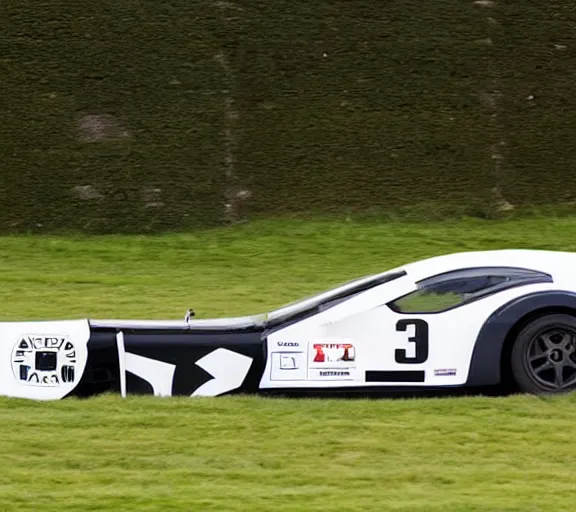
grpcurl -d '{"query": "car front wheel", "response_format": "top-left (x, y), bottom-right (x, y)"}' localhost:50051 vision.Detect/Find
top-left (511, 314), bottom-right (576, 395)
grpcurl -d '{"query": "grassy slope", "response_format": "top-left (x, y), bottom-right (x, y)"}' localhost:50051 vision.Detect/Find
top-left (1, 394), bottom-right (576, 512)
top-left (2, 217), bottom-right (576, 510)
top-left (3, 216), bottom-right (576, 321)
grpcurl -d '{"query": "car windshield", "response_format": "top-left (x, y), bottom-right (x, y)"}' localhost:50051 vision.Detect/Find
top-left (266, 269), bottom-right (407, 326)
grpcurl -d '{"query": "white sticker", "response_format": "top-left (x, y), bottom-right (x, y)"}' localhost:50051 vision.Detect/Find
top-left (11, 335), bottom-right (77, 388)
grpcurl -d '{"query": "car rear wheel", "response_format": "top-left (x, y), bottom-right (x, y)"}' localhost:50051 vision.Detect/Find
top-left (511, 314), bottom-right (576, 395)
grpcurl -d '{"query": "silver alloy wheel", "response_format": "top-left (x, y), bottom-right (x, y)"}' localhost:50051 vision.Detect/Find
top-left (525, 328), bottom-right (576, 390)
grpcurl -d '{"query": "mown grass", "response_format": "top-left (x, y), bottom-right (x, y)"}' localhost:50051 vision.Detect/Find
top-left (1, 394), bottom-right (575, 511)
top-left (2, 216), bottom-right (576, 320)
top-left (2, 217), bottom-right (576, 511)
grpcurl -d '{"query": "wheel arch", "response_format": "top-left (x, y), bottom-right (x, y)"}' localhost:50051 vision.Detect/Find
top-left (466, 291), bottom-right (576, 387)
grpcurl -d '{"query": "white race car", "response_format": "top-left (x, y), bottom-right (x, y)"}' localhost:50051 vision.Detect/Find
top-left (4, 249), bottom-right (576, 400)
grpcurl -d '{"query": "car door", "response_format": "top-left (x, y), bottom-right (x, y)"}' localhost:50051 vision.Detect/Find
top-left (338, 266), bottom-right (556, 388)
top-left (321, 302), bottom-right (469, 387)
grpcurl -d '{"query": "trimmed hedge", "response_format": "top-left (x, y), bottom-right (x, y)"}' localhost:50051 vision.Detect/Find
top-left (2, 0), bottom-right (576, 232)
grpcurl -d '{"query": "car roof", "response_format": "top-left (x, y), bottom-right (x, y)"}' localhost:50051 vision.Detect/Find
top-left (398, 249), bottom-right (576, 281)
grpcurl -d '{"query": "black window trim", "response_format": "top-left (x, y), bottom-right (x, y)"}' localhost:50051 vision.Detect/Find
top-left (387, 266), bottom-right (553, 315)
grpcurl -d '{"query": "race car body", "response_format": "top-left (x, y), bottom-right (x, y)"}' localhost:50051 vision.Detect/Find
top-left (4, 249), bottom-right (576, 400)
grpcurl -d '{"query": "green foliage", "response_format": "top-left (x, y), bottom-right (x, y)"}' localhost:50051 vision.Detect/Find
top-left (2, 0), bottom-right (229, 232)
top-left (3, 1), bottom-right (576, 232)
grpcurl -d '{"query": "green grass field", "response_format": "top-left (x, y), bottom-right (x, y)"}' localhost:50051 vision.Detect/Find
top-left (2, 217), bottom-right (576, 511)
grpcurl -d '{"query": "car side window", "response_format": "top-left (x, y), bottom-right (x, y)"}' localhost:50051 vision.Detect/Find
top-left (390, 276), bottom-right (508, 313)
top-left (388, 266), bottom-right (552, 314)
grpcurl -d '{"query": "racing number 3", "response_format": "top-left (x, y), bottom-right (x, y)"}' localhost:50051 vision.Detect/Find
top-left (395, 319), bottom-right (429, 364)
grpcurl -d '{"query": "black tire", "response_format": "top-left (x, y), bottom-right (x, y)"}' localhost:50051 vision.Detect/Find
top-left (511, 314), bottom-right (576, 395)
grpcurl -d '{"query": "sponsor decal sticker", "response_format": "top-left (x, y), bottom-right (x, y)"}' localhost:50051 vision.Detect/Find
top-left (308, 368), bottom-right (356, 380)
top-left (313, 343), bottom-right (355, 363)
top-left (307, 341), bottom-right (357, 380)
top-left (319, 370), bottom-right (350, 377)
top-left (11, 335), bottom-right (77, 387)
top-left (279, 355), bottom-right (298, 370)
top-left (308, 341), bottom-right (357, 380)
top-left (434, 368), bottom-right (457, 377)
top-left (277, 341), bottom-right (299, 347)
